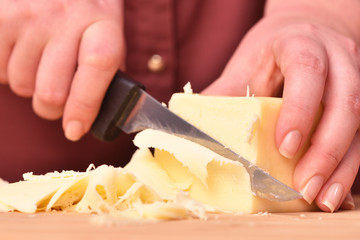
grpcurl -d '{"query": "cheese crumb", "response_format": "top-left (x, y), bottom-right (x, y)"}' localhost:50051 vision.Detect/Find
top-left (255, 211), bottom-right (271, 216)
top-left (246, 85), bottom-right (255, 97)
top-left (183, 82), bottom-right (193, 94)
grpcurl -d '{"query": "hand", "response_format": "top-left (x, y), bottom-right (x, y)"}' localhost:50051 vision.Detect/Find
top-left (203, 4), bottom-right (360, 212)
top-left (0, 0), bottom-right (125, 141)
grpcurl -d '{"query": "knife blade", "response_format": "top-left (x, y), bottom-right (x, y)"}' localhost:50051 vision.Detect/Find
top-left (91, 71), bottom-right (303, 202)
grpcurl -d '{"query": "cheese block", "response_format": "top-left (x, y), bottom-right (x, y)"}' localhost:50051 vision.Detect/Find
top-left (145, 93), bottom-right (320, 213)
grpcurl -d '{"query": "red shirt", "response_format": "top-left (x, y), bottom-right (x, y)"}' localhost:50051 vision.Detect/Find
top-left (2, 0), bottom-right (359, 194)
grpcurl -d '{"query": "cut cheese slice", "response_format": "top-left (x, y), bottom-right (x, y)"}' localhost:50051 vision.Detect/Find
top-left (0, 164), bottom-right (205, 220)
top-left (125, 148), bottom-right (182, 200)
top-left (0, 176), bottom-right (85, 213)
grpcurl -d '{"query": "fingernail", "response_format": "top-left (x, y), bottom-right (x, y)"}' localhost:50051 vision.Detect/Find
top-left (301, 176), bottom-right (324, 204)
top-left (279, 130), bottom-right (302, 159)
top-left (65, 120), bottom-right (84, 141)
top-left (321, 183), bottom-right (344, 213)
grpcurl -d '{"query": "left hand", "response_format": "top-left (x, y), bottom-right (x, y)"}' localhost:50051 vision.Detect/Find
top-left (0, 0), bottom-right (126, 141)
top-left (203, 9), bottom-right (360, 212)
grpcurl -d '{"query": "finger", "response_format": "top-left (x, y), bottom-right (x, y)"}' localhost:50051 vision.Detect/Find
top-left (294, 46), bottom-right (360, 205)
top-left (7, 29), bottom-right (45, 97)
top-left (0, 9), bottom-right (18, 84)
top-left (273, 34), bottom-right (328, 159)
top-left (339, 192), bottom-right (355, 211)
top-left (315, 131), bottom-right (360, 212)
top-left (63, 20), bottom-right (125, 141)
top-left (32, 31), bottom-right (79, 120)
top-left (202, 29), bottom-right (283, 97)
top-left (0, 33), bottom-right (14, 84)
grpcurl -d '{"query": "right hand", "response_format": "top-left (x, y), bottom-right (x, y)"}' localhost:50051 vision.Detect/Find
top-left (0, 0), bottom-right (126, 141)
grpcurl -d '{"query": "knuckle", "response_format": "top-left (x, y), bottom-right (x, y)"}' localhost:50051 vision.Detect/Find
top-left (321, 148), bottom-right (343, 171)
top-left (287, 101), bottom-right (314, 117)
top-left (296, 23), bottom-right (319, 34)
top-left (72, 97), bottom-right (97, 115)
top-left (8, 68), bottom-right (35, 96)
top-left (36, 90), bottom-right (66, 107)
top-left (57, 0), bottom-right (75, 10)
top-left (9, 81), bottom-right (34, 97)
top-left (13, 5), bottom-right (33, 22)
top-left (292, 50), bottom-right (327, 76)
top-left (82, 50), bottom-right (120, 72)
top-left (344, 93), bottom-right (360, 120)
top-left (6, 3), bottom-right (34, 23)
top-left (342, 37), bottom-right (359, 55)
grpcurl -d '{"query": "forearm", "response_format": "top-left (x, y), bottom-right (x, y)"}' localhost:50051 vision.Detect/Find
top-left (265, 0), bottom-right (360, 43)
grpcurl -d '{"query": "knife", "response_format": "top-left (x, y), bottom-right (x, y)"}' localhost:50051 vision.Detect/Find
top-left (91, 71), bottom-right (302, 202)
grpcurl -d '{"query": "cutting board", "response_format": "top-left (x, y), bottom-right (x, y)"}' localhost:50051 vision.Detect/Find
top-left (1, 196), bottom-right (360, 240)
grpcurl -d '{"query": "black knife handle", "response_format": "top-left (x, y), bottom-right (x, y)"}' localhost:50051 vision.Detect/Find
top-left (91, 71), bottom-right (145, 141)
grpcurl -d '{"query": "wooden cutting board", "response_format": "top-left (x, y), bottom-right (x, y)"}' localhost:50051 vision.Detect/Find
top-left (1, 196), bottom-right (360, 240)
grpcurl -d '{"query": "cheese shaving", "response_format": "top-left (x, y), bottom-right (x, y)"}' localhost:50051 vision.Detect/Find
top-left (183, 82), bottom-right (193, 94)
top-left (0, 162), bottom-right (207, 220)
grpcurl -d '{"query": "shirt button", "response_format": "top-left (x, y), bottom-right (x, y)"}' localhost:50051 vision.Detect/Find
top-left (147, 54), bottom-right (165, 73)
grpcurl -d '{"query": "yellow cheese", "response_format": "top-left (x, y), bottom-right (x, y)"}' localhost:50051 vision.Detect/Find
top-left (0, 91), bottom-right (319, 218)
top-left (124, 148), bottom-right (182, 200)
top-left (149, 93), bottom-right (319, 213)
top-left (0, 164), bottom-right (204, 220)
top-left (0, 176), bottom-right (86, 213)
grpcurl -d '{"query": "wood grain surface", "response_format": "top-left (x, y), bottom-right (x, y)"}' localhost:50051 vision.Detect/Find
top-left (1, 196), bottom-right (360, 240)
